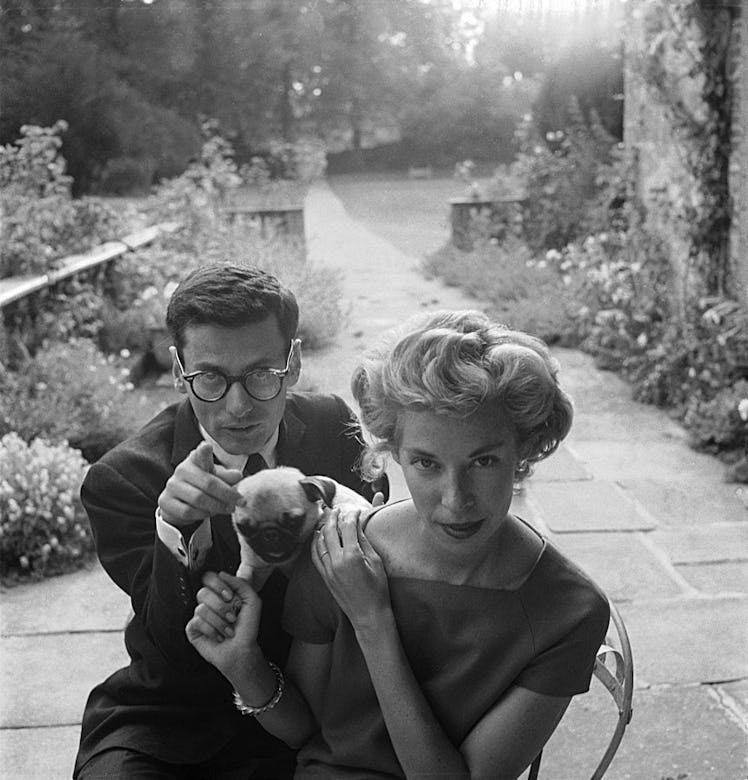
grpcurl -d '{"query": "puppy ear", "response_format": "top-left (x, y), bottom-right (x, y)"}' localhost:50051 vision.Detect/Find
top-left (299, 476), bottom-right (337, 508)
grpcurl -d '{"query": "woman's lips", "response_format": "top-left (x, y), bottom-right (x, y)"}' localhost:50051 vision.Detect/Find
top-left (439, 519), bottom-right (484, 539)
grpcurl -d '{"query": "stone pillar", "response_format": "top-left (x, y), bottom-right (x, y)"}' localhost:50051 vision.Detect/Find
top-left (728, 3), bottom-right (748, 304)
top-left (622, 0), bottom-right (740, 320)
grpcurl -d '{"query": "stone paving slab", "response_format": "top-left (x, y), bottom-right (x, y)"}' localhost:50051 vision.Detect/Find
top-left (528, 444), bottom-right (592, 482)
top-left (548, 532), bottom-right (684, 602)
top-left (510, 489), bottom-right (546, 530)
top-left (1, 564), bottom-right (131, 636)
top-left (528, 480), bottom-right (656, 532)
top-left (528, 683), bottom-right (748, 780)
top-left (676, 561), bottom-right (748, 596)
top-left (716, 678), bottom-right (748, 726)
top-left (650, 524), bottom-right (748, 565)
top-left (0, 632), bottom-right (127, 727)
top-left (618, 597), bottom-right (748, 686)
top-left (1, 725), bottom-right (79, 780)
top-left (552, 348), bottom-right (685, 432)
top-left (572, 440), bottom-right (729, 484)
top-left (568, 409), bottom-right (688, 443)
top-left (617, 477), bottom-right (748, 527)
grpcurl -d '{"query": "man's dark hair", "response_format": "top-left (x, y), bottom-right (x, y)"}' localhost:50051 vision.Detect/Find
top-left (166, 264), bottom-right (299, 357)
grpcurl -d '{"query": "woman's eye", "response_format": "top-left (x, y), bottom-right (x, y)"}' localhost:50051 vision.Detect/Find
top-left (412, 458), bottom-right (437, 470)
top-left (473, 455), bottom-right (498, 468)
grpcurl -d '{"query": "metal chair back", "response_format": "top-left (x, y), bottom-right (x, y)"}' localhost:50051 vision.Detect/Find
top-left (527, 597), bottom-right (634, 779)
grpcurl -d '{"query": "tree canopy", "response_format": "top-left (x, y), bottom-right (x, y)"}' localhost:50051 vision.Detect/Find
top-left (0, 0), bottom-right (624, 191)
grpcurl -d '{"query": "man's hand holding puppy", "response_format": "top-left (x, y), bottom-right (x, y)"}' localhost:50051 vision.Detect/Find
top-left (158, 441), bottom-right (247, 528)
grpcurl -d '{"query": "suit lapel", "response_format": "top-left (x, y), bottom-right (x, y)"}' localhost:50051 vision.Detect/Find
top-left (276, 402), bottom-right (311, 474)
top-left (170, 400), bottom-right (203, 468)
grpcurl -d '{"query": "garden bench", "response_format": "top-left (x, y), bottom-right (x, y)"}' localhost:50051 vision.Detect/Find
top-left (221, 205), bottom-right (305, 240)
top-left (407, 166), bottom-right (433, 179)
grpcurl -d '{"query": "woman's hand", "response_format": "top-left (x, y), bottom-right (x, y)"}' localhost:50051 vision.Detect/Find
top-left (312, 506), bottom-right (392, 634)
top-left (185, 571), bottom-right (264, 679)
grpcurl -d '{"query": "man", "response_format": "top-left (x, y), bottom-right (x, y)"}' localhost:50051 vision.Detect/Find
top-left (74, 264), bottom-right (386, 779)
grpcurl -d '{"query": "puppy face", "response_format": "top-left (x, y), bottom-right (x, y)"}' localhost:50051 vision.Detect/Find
top-left (231, 467), bottom-right (323, 564)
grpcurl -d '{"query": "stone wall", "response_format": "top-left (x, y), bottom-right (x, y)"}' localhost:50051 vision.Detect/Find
top-left (623, 0), bottom-right (744, 316)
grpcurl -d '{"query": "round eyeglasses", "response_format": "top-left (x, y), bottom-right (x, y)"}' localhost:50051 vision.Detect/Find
top-left (172, 340), bottom-right (299, 403)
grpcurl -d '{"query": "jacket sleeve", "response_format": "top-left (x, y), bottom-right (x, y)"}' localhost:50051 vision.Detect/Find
top-left (81, 460), bottom-right (203, 670)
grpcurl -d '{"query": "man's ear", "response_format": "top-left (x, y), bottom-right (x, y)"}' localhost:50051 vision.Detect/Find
top-left (287, 338), bottom-right (302, 388)
top-left (170, 346), bottom-right (187, 394)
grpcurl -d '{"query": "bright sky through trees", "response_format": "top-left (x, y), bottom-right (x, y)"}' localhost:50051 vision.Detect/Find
top-left (476, 0), bottom-right (625, 15)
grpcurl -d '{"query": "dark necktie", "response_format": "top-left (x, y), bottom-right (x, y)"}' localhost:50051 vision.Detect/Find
top-left (244, 453), bottom-right (267, 477)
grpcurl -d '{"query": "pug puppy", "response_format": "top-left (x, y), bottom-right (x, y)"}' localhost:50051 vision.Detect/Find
top-left (231, 466), bottom-right (373, 587)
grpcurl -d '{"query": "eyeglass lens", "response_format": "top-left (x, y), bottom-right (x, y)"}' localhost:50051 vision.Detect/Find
top-left (191, 370), bottom-right (282, 401)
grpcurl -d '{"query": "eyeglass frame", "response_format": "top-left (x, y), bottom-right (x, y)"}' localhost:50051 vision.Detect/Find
top-left (171, 339), bottom-right (300, 402)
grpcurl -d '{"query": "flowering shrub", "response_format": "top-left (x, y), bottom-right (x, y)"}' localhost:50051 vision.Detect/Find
top-left (0, 339), bottom-right (135, 463)
top-left (0, 433), bottom-right (93, 580)
top-left (548, 226), bottom-right (671, 372)
top-left (0, 121), bottom-right (123, 278)
top-left (453, 159), bottom-right (483, 199)
top-left (507, 106), bottom-right (617, 253)
top-left (424, 237), bottom-right (578, 346)
top-left (682, 379), bottom-right (748, 453)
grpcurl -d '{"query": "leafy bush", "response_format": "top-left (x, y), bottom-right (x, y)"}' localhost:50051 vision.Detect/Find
top-left (0, 122), bottom-right (123, 278)
top-left (96, 156), bottom-right (155, 195)
top-left (0, 339), bottom-right (135, 462)
top-left (0, 433), bottom-right (93, 580)
top-left (265, 137), bottom-right (328, 183)
top-left (193, 223), bottom-right (344, 350)
top-left (682, 379), bottom-right (748, 453)
top-left (548, 226), bottom-right (671, 372)
top-left (506, 105), bottom-right (618, 253)
top-left (424, 237), bottom-right (577, 346)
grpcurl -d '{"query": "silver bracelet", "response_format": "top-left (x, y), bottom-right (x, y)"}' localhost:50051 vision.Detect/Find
top-left (232, 661), bottom-right (285, 717)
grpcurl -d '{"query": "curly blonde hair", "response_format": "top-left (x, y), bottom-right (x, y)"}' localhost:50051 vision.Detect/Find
top-left (351, 310), bottom-right (573, 482)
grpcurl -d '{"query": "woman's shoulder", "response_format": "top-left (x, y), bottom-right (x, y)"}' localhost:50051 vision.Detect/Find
top-left (363, 500), bottom-right (421, 576)
top-left (522, 538), bottom-right (610, 631)
top-left (363, 500), bottom-right (415, 538)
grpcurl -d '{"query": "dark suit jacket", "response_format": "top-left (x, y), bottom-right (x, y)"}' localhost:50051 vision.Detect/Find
top-left (74, 392), bottom-right (385, 772)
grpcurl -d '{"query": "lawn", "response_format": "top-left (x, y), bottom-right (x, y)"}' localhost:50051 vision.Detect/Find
top-left (328, 171), bottom-right (493, 260)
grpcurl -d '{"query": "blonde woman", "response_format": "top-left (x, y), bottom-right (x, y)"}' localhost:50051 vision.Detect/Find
top-left (188, 310), bottom-right (609, 780)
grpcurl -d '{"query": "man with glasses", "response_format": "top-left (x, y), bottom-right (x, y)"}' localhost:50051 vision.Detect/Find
top-left (74, 264), bottom-right (386, 779)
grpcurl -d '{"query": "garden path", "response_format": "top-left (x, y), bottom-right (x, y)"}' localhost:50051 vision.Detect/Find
top-left (1, 179), bottom-right (746, 779)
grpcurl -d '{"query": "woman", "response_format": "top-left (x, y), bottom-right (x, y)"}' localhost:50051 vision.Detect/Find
top-left (187, 309), bottom-right (610, 779)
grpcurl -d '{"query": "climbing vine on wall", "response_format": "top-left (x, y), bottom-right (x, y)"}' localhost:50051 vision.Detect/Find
top-left (617, 0), bottom-right (748, 475)
top-left (637, 0), bottom-right (735, 301)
